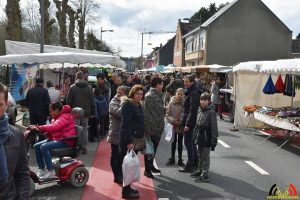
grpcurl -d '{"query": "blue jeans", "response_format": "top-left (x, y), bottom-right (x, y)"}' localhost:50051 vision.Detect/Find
top-left (33, 139), bottom-right (69, 170)
top-left (184, 130), bottom-right (198, 165)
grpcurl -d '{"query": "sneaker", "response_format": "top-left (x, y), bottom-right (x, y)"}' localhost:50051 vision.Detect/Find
top-left (179, 163), bottom-right (194, 173)
top-left (165, 158), bottom-right (175, 166)
top-left (37, 169), bottom-right (46, 178)
top-left (177, 159), bottom-right (185, 167)
top-left (40, 170), bottom-right (57, 180)
top-left (190, 170), bottom-right (202, 178)
top-left (194, 174), bottom-right (209, 182)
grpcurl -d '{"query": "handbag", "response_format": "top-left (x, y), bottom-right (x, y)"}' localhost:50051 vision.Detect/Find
top-left (132, 137), bottom-right (145, 151)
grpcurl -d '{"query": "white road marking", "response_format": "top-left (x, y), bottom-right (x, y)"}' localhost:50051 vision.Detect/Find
top-left (218, 139), bottom-right (231, 148)
top-left (245, 161), bottom-right (270, 175)
top-left (158, 198), bottom-right (170, 200)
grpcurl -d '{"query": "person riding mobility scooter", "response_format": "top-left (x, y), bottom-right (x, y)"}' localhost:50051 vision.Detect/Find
top-left (25, 104), bottom-right (89, 196)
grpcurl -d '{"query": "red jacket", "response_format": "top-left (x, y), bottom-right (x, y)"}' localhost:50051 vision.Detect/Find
top-left (38, 105), bottom-right (76, 145)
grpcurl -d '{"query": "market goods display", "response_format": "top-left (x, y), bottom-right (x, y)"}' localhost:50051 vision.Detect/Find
top-left (243, 105), bottom-right (258, 113)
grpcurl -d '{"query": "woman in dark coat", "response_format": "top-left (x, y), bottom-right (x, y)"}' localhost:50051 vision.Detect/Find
top-left (119, 85), bottom-right (145, 199)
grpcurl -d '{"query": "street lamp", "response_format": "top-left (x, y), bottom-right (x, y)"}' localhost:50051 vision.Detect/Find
top-left (100, 27), bottom-right (114, 42)
top-left (40, 0), bottom-right (45, 53)
top-left (183, 16), bottom-right (202, 65)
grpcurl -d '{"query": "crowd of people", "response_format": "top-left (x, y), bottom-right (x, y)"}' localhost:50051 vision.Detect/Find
top-left (0, 70), bottom-right (226, 199)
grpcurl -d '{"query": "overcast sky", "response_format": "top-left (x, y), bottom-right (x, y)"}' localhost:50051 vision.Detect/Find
top-left (1, 0), bottom-right (300, 57)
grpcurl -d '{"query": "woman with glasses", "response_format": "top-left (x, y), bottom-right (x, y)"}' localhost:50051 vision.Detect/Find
top-left (119, 85), bottom-right (145, 199)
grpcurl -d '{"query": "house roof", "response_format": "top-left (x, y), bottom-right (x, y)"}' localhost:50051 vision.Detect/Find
top-left (292, 40), bottom-right (300, 53)
top-left (201, 0), bottom-right (238, 27)
top-left (200, 0), bottom-right (291, 32)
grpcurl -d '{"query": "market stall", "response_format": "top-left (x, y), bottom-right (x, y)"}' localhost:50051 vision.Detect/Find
top-left (233, 58), bottom-right (300, 128)
top-left (233, 58), bottom-right (300, 150)
top-left (0, 52), bottom-right (125, 101)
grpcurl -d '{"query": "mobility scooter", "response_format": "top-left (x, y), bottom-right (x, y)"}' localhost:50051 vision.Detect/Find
top-left (25, 118), bottom-right (89, 196)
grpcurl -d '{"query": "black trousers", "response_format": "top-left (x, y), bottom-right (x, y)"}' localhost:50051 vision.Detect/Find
top-left (110, 144), bottom-right (123, 180)
top-left (89, 117), bottom-right (100, 141)
top-left (171, 133), bottom-right (183, 160)
top-left (144, 135), bottom-right (161, 172)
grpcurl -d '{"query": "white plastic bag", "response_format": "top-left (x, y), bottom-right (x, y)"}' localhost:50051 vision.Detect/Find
top-left (164, 118), bottom-right (173, 142)
top-left (122, 150), bottom-right (140, 186)
top-left (143, 137), bottom-right (154, 156)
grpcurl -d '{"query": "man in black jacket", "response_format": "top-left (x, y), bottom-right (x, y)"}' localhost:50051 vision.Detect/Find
top-left (179, 75), bottom-right (201, 173)
top-left (67, 71), bottom-right (95, 154)
top-left (0, 82), bottom-right (30, 199)
top-left (24, 78), bottom-right (50, 126)
top-left (25, 78), bottom-right (50, 142)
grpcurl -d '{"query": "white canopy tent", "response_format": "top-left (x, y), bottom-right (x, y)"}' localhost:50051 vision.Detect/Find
top-left (0, 52), bottom-right (125, 68)
top-left (233, 58), bottom-right (300, 128)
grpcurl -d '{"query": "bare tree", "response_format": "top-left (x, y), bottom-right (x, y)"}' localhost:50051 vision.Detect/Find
top-left (22, 1), bottom-right (41, 43)
top-left (37, 0), bottom-right (56, 45)
top-left (70, 0), bottom-right (100, 49)
top-left (66, 4), bottom-right (76, 48)
top-left (54, 0), bottom-right (68, 47)
top-left (6, 0), bottom-right (22, 41)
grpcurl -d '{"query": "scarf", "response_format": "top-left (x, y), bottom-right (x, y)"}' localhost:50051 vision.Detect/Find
top-left (0, 114), bottom-right (10, 184)
top-left (184, 84), bottom-right (196, 96)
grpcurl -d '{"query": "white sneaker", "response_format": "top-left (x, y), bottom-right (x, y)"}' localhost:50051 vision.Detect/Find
top-left (40, 170), bottom-right (57, 180)
top-left (37, 169), bottom-right (46, 178)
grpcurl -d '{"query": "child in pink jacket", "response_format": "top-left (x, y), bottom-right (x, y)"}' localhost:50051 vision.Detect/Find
top-left (30, 102), bottom-right (76, 180)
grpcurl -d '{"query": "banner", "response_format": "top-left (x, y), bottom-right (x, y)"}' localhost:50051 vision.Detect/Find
top-left (9, 63), bottom-right (38, 101)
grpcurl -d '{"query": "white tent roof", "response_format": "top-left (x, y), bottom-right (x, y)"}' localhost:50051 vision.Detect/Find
top-left (0, 52), bottom-right (125, 68)
top-left (233, 58), bottom-right (300, 74)
top-left (5, 40), bottom-right (112, 55)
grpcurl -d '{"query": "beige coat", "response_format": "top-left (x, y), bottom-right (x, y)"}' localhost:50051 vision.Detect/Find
top-left (166, 96), bottom-right (184, 134)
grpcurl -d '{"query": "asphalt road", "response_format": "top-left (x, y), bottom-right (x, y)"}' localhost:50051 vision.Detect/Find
top-left (26, 118), bottom-right (300, 200)
top-left (153, 119), bottom-right (300, 200)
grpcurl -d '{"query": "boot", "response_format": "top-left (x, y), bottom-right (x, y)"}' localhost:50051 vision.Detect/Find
top-left (144, 170), bottom-right (154, 179)
top-left (166, 158), bottom-right (175, 166)
top-left (179, 162), bottom-right (194, 173)
top-left (177, 159), bottom-right (185, 167)
top-left (122, 186), bottom-right (139, 199)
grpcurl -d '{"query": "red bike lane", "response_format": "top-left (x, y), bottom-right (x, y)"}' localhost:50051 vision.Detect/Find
top-left (81, 141), bottom-right (157, 200)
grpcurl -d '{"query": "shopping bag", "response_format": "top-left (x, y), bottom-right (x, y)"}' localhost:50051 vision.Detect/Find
top-left (143, 137), bottom-right (154, 156)
top-left (164, 118), bottom-right (174, 142)
top-left (122, 150), bottom-right (140, 186)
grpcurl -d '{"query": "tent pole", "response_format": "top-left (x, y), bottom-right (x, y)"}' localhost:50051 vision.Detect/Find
top-left (230, 71), bottom-right (238, 132)
top-left (291, 74), bottom-right (295, 108)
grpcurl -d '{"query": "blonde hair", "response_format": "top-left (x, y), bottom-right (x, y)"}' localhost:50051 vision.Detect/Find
top-left (176, 88), bottom-right (184, 94)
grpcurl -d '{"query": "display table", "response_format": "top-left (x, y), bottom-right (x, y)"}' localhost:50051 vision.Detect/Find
top-left (252, 111), bottom-right (299, 152)
top-left (253, 111), bottom-right (300, 132)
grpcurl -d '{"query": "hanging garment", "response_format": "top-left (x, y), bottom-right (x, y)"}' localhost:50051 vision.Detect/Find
top-left (263, 74), bottom-right (277, 95)
top-left (283, 74), bottom-right (296, 97)
top-left (275, 74), bottom-right (284, 93)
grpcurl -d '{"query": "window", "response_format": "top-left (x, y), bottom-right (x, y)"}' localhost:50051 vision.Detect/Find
top-left (186, 39), bottom-right (194, 54)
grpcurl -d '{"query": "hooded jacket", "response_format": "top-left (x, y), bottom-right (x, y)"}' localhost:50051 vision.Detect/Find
top-left (194, 103), bottom-right (219, 147)
top-left (144, 88), bottom-right (165, 138)
top-left (66, 80), bottom-right (95, 117)
top-left (120, 97), bottom-right (145, 148)
top-left (107, 95), bottom-right (122, 145)
top-left (166, 96), bottom-right (184, 133)
top-left (38, 105), bottom-right (76, 145)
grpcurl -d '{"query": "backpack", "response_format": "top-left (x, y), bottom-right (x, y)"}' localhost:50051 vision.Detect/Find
top-left (96, 96), bottom-right (109, 118)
